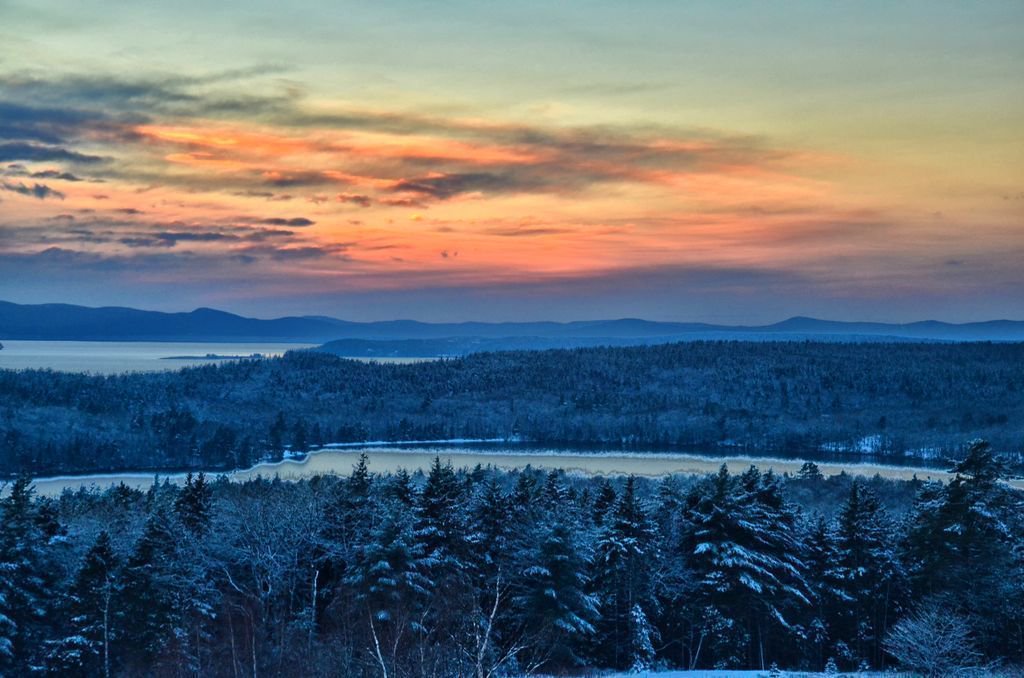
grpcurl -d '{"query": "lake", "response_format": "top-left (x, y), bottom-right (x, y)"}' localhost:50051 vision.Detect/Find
top-left (0, 340), bottom-right (425, 373)
top-left (26, 444), bottom-right (1021, 497)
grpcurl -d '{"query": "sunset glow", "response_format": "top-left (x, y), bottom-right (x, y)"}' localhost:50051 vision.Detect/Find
top-left (1, 1), bottom-right (1021, 321)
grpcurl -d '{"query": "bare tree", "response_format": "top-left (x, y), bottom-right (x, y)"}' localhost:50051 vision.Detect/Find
top-left (883, 603), bottom-right (993, 677)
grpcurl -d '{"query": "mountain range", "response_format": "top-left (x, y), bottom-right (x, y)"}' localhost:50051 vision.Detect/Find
top-left (2, 301), bottom-right (1023, 352)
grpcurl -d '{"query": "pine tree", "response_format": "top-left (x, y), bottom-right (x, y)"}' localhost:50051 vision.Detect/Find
top-left (416, 458), bottom-right (469, 586)
top-left (386, 467), bottom-right (416, 507)
top-left (470, 474), bottom-right (512, 582)
top-left (542, 469), bottom-right (569, 508)
top-left (591, 479), bottom-right (617, 527)
top-left (415, 456), bottom-right (473, 642)
top-left (0, 476), bottom-right (51, 673)
top-left (47, 531), bottom-right (119, 677)
top-left (804, 515), bottom-right (846, 671)
top-left (835, 481), bottom-right (903, 669)
top-left (628, 603), bottom-right (656, 672)
top-left (346, 499), bottom-right (429, 675)
top-left (903, 439), bottom-right (1020, 656)
top-left (174, 472), bottom-right (213, 535)
top-left (680, 465), bottom-right (809, 669)
top-left (513, 519), bottom-right (598, 670)
top-left (797, 461), bottom-right (824, 481)
top-left (591, 476), bottom-right (659, 670)
top-left (292, 419), bottom-right (309, 453)
top-left (117, 509), bottom-right (182, 671)
top-left (511, 468), bottom-right (540, 521)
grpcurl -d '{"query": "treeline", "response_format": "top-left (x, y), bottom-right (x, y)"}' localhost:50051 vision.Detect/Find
top-left (2, 341), bottom-right (1024, 476)
top-left (1, 441), bottom-right (1021, 676)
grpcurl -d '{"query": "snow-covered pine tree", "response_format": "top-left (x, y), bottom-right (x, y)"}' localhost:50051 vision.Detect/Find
top-left (903, 439), bottom-right (1021, 656)
top-left (346, 498), bottom-right (430, 675)
top-left (416, 457), bottom-right (469, 582)
top-left (174, 472), bottom-right (213, 535)
top-left (46, 530), bottom-right (120, 677)
top-left (834, 480), bottom-right (903, 669)
top-left (803, 514), bottom-right (846, 671)
top-left (542, 469), bottom-right (570, 509)
top-left (0, 475), bottom-right (51, 674)
top-left (386, 467), bottom-right (415, 507)
top-left (318, 452), bottom-right (376, 612)
top-left (117, 508), bottom-right (182, 672)
top-left (512, 518), bottom-right (598, 671)
top-left (628, 603), bottom-right (656, 672)
top-left (591, 479), bottom-right (617, 527)
top-left (469, 473), bottom-right (513, 583)
top-left (591, 475), bottom-right (660, 670)
top-left (415, 457), bottom-right (474, 647)
top-left (680, 465), bottom-right (809, 669)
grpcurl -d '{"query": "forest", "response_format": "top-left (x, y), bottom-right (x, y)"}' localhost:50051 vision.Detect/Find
top-left (2, 341), bottom-right (1024, 477)
top-left (0, 440), bottom-right (1020, 676)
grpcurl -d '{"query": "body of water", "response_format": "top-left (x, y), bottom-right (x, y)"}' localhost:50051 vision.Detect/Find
top-left (0, 340), bottom-right (427, 373)
top-left (26, 444), bottom-right (1020, 497)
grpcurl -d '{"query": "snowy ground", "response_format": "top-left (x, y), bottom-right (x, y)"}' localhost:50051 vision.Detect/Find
top-left (590, 671), bottom-right (919, 678)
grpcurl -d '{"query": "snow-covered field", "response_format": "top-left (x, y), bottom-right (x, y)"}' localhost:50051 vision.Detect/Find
top-left (25, 443), bottom-right (1024, 497)
top-left (575, 671), bottom-right (915, 678)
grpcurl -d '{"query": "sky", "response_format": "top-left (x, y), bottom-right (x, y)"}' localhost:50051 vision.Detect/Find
top-left (0, 1), bottom-right (1021, 323)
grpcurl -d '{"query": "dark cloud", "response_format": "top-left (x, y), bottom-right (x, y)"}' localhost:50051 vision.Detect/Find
top-left (1, 72), bottom-right (790, 206)
top-left (30, 169), bottom-right (85, 181)
top-left (485, 226), bottom-right (572, 237)
top-left (337, 193), bottom-right (373, 207)
top-left (244, 228), bottom-right (295, 241)
top-left (390, 172), bottom-right (528, 200)
top-left (379, 196), bottom-right (429, 208)
top-left (115, 228), bottom-right (300, 248)
top-left (258, 217), bottom-right (315, 227)
top-left (0, 142), bottom-right (105, 164)
top-left (268, 246), bottom-right (343, 261)
top-left (0, 101), bottom-right (103, 145)
top-left (155, 231), bottom-right (236, 244)
top-left (1, 181), bottom-right (65, 200)
top-left (231, 190), bottom-right (293, 201)
top-left (2, 165), bottom-right (88, 182)
top-left (260, 171), bottom-right (331, 188)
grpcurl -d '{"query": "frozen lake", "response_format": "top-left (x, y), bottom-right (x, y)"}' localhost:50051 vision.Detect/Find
top-left (26, 444), bottom-right (1021, 497)
top-left (0, 340), bottom-right (426, 373)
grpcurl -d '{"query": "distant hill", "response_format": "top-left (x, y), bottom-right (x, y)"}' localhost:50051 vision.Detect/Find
top-left (0, 301), bottom-right (345, 342)
top-left (1, 300), bottom-right (1023, 345)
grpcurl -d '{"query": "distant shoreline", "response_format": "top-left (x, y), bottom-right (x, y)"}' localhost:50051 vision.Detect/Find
top-left (160, 353), bottom-right (266, 361)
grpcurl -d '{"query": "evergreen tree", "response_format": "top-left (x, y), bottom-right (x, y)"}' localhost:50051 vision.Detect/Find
top-left (680, 465), bottom-right (809, 669)
top-left (415, 457), bottom-right (473, 644)
top-left (416, 458), bottom-right (469, 586)
top-left (47, 531), bottom-right (120, 677)
top-left (591, 476), bottom-right (659, 670)
top-left (117, 508), bottom-right (182, 672)
top-left (346, 499), bottom-right (429, 675)
top-left (174, 472), bottom-right (213, 535)
top-left (513, 520), bottom-right (598, 670)
top-left (834, 481), bottom-right (903, 669)
top-left (804, 515), bottom-right (846, 671)
top-left (386, 467), bottom-right (416, 507)
top-left (591, 479), bottom-right (617, 527)
top-left (797, 461), bottom-right (825, 481)
top-left (903, 440), bottom-right (1021, 656)
top-left (470, 474), bottom-right (513, 582)
top-left (0, 476), bottom-right (51, 673)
